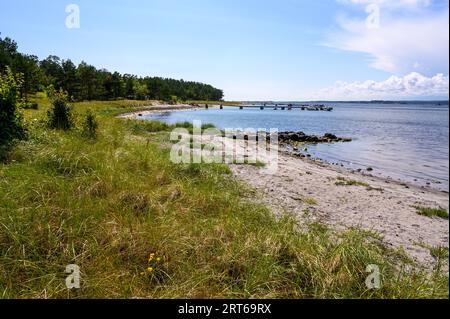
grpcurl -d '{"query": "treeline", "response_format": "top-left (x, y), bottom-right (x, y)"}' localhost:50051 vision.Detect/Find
top-left (0, 35), bottom-right (223, 102)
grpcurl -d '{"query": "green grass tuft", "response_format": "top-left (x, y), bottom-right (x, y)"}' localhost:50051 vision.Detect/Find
top-left (414, 206), bottom-right (449, 219)
top-left (304, 197), bottom-right (318, 205)
top-left (335, 177), bottom-right (383, 192)
top-left (430, 246), bottom-right (449, 260)
top-left (335, 177), bottom-right (370, 187)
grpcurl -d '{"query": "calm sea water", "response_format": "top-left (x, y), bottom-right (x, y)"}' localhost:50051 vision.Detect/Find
top-left (143, 102), bottom-right (449, 191)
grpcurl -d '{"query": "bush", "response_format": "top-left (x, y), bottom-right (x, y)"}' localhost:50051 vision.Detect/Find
top-left (0, 67), bottom-right (26, 160)
top-left (82, 110), bottom-right (98, 139)
top-left (166, 95), bottom-right (179, 105)
top-left (47, 90), bottom-right (73, 130)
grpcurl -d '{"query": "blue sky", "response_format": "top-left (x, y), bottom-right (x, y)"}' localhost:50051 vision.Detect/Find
top-left (0, 0), bottom-right (448, 100)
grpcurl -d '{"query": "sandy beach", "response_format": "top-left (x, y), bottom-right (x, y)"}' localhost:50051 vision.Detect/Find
top-left (165, 128), bottom-right (449, 269)
top-left (119, 104), bottom-right (449, 269)
top-left (231, 151), bottom-right (449, 269)
top-left (116, 103), bottom-right (215, 119)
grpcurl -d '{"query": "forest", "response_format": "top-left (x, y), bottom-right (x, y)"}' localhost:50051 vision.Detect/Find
top-left (0, 35), bottom-right (224, 102)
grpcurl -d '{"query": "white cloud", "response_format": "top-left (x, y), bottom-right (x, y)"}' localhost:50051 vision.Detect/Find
top-left (329, 0), bottom-right (449, 75)
top-left (315, 72), bottom-right (449, 100)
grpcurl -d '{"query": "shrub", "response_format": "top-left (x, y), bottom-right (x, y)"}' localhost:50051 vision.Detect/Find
top-left (0, 67), bottom-right (26, 160)
top-left (168, 95), bottom-right (179, 105)
top-left (47, 90), bottom-right (73, 130)
top-left (82, 110), bottom-right (98, 139)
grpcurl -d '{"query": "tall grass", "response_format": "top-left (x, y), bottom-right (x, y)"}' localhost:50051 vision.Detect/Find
top-left (0, 97), bottom-right (447, 299)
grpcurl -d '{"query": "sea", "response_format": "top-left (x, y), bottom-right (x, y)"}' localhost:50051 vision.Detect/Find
top-left (142, 101), bottom-right (449, 191)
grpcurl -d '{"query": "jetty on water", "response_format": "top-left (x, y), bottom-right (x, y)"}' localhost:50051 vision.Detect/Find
top-left (192, 103), bottom-right (334, 111)
top-left (198, 103), bottom-right (334, 112)
top-left (241, 103), bottom-right (335, 111)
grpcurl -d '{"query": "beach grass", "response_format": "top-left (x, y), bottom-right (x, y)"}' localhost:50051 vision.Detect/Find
top-left (0, 97), bottom-right (448, 299)
top-left (430, 246), bottom-right (449, 260)
top-left (414, 206), bottom-right (449, 219)
top-left (230, 160), bottom-right (266, 168)
top-left (335, 177), bottom-right (370, 187)
top-left (304, 197), bottom-right (318, 205)
top-left (335, 177), bottom-right (383, 192)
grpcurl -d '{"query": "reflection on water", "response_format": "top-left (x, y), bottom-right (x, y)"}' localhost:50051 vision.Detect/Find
top-left (143, 102), bottom-right (449, 191)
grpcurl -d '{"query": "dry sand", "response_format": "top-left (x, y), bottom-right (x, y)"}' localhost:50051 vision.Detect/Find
top-left (231, 151), bottom-right (449, 269)
top-left (117, 103), bottom-right (212, 119)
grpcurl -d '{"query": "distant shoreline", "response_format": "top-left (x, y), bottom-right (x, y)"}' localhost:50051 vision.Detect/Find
top-left (116, 103), bottom-right (203, 119)
top-left (239, 100), bottom-right (449, 105)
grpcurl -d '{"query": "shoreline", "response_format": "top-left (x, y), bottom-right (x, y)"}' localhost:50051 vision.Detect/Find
top-left (231, 150), bottom-right (449, 269)
top-left (116, 103), bottom-right (449, 195)
top-left (279, 145), bottom-right (449, 194)
top-left (116, 103), bottom-right (218, 119)
top-left (116, 104), bottom-right (196, 119)
top-left (117, 107), bottom-right (449, 268)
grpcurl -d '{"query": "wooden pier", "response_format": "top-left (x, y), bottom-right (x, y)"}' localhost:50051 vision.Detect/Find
top-left (227, 103), bottom-right (334, 112)
top-left (199, 103), bottom-right (334, 112)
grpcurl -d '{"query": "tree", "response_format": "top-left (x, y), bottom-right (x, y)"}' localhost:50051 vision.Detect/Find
top-left (110, 72), bottom-right (125, 99)
top-left (0, 67), bottom-right (26, 159)
top-left (0, 36), bottom-right (18, 72)
top-left (123, 74), bottom-right (136, 98)
top-left (77, 62), bottom-right (102, 100)
top-left (1, 37), bottom-right (43, 101)
top-left (1, 35), bottom-right (225, 103)
top-left (14, 54), bottom-right (42, 101)
top-left (61, 59), bottom-right (79, 99)
top-left (133, 79), bottom-right (148, 100)
top-left (40, 55), bottom-right (64, 89)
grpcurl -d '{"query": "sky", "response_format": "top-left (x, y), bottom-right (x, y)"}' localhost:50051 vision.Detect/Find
top-left (0, 0), bottom-right (448, 101)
